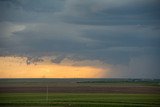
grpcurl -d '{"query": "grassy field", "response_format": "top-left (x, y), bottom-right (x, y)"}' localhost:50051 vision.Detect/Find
top-left (0, 78), bottom-right (160, 107)
top-left (0, 93), bottom-right (160, 107)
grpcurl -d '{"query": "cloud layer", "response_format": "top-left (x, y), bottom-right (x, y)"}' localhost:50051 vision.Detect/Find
top-left (0, 0), bottom-right (160, 78)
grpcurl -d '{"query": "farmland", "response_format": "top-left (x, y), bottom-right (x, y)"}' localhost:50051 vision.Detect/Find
top-left (0, 78), bottom-right (160, 107)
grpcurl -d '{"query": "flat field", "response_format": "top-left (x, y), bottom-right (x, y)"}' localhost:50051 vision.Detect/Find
top-left (0, 78), bottom-right (160, 107)
top-left (0, 93), bottom-right (160, 107)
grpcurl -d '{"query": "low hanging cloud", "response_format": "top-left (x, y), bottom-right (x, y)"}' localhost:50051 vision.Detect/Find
top-left (0, 0), bottom-right (160, 78)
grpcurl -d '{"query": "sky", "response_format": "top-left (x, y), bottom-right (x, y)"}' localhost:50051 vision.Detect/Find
top-left (0, 0), bottom-right (160, 78)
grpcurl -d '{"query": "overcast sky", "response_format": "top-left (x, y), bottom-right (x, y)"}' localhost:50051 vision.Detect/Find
top-left (0, 0), bottom-right (160, 78)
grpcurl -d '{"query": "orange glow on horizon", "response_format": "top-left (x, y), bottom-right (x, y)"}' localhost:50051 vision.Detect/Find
top-left (0, 57), bottom-right (106, 78)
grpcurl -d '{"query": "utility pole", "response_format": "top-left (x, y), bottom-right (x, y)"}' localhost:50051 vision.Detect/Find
top-left (46, 83), bottom-right (48, 103)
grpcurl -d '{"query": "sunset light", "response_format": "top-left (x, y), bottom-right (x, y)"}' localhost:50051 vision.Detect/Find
top-left (0, 56), bottom-right (105, 78)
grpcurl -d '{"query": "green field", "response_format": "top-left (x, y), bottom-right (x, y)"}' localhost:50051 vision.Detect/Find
top-left (0, 93), bottom-right (160, 107)
top-left (0, 79), bottom-right (160, 107)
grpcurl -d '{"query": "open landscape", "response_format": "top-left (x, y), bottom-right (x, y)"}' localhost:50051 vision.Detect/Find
top-left (0, 0), bottom-right (160, 107)
top-left (0, 78), bottom-right (160, 107)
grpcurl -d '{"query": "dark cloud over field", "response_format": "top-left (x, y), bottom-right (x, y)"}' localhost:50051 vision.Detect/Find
top-left (0, 0), bottom-right (160, 78)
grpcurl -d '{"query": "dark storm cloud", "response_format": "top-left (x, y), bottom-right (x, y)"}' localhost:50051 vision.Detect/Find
top-left (51, 55), bottom-right (66, 64)
top-left (0, 0), bottom-right (160, 78)
top-left (0, 0), bottom-right (65, 22)
top-left (82, 28), bottom-right (160, 48)
top-left (61, 0), bottom-right (160, 26)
